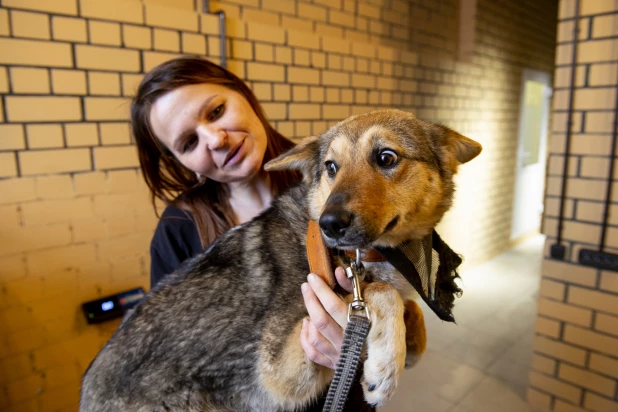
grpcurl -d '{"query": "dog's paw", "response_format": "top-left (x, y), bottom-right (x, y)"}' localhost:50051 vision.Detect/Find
top-left (360, 283), bottom-right (407, 407)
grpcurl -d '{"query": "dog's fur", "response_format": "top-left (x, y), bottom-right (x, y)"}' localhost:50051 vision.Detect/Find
top-left (80, 109), bottom-right (482, 411)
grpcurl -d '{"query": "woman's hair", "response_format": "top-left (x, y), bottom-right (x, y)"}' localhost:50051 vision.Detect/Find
top-left (131, 56), bottom-right (299, 247)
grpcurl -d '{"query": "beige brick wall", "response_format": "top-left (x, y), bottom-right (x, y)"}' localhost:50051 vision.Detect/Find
top-left (0, 0), bottom-right (557, 410)
top-left (528, 1), bottom-right (618, 411)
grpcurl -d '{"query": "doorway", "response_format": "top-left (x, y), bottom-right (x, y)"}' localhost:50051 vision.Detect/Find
top-left (510, 69), bottom-right (552, 242)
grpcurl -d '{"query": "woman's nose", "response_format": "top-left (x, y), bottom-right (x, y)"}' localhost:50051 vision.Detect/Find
top-left (197, 124), bottom-right (226, 150)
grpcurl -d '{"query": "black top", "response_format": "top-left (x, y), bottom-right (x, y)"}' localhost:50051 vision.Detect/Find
top-left (150, 205), bottom-right (374, 412)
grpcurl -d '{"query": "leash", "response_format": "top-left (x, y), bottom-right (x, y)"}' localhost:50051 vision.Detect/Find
top-left (305, 221), bottom-right (373, 411)
top-left (322, 253), bottom-right (371, 412)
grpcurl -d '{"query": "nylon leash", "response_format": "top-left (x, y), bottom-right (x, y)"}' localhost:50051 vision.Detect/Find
top-left (322, 253), bottom-right (371, 412)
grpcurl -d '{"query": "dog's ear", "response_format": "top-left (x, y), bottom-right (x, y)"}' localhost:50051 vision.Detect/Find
top-left (264, 136), bottom-right (321, 181)
top-left (433, 124), bottom-right (482, 168)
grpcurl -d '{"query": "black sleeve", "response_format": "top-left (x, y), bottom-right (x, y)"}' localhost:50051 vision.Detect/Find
top-left (149, 205), bottom-right (204, 289)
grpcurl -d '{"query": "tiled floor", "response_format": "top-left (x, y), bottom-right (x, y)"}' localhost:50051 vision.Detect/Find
top-left (380, 234), bottom-right (547, 412)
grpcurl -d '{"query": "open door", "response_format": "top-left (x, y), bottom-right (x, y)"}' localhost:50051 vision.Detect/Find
top-left (511, 69), bottom-right (552, 242)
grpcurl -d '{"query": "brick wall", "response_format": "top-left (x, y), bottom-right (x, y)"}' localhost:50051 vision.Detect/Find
top-left (0, 0), bottom-right (556, 410)
top-left (527, 0), bottom-right (618, 411)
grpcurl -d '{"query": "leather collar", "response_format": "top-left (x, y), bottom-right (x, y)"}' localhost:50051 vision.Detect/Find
top-left (306, 220), bottom-right (386, 288)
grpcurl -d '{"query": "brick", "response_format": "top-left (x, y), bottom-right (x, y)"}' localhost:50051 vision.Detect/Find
top-left (65, 123), bottom-right (98, 147)
top-left (329, 9), bottom-right (355, 28)
top-left (200, 13), bottom-right (221, 36)
top-left (121, 25), bottom-right (150, 50)
top-left (564, 324), bottom-right (618, 357)
top-left (107, 169), bottom-right (137, 193)
top-left (288, 67), bottom-right (320, 85)
top-left (276, 121), bottom-right (294, 137)
top-left (100, 122), bottom-right (131, 145)
top-left (4, 0), bottom-right (77, 15)
top-left (89, 20), bottom-right (121, 46)
top-left (121, 73), bottom-right (143, 97)
top-left (35, 174), bottom-right (74, 199)
top-left (600, 271), bottom-right (618, 294)
top-left (321, 36), bottom-right (350, 54)
top-left (273, 84), bottom-right (290, 101)
top-left (580, 0), bottom-right (618, 16)
top-left (557, 18), bottom-right (590, 43)
top-left (309, 86), bottom-right (323, 102)
top-left (246, 22), bottom-right (285, 45)
top-left (251, 83), bottom-right (271, 101)
top-left (26, 124), bottom-right (64, 149)
top-left (527, 388), bottom-right (552, 410)
top-left (589, 63), bottom-right (618, 87)
top-left (76, 45), bottom-right (140, 72)
top-left (281, 15), bottom-right (313, 33)
top-left (84, 97), bottom-right (131, 121)
top-left (531, 353), bottom-right (556, 374)
top-left (247, 62), bottom-right (284, 82)
top-left (143, 51), bottom-right (181, 72)
top-left (542, 259), bottom-right (597, 287)
top-left (352, 73), bottom-right (375, 88)
top-left (322, 104), bottom-right (350, 120)
top-left (0, 177), bottom-right (36, 204)
top-left (289, 103), bottom-right (320, 120)
top-left (154, 28), bottom-right (180, 52)
top-left (19, 148), bottom-right (91, 175)
top-left (322, 70), bottom-right (349, 87)
top-left (533, 335), bottom-right (587, 366)
top-left (255, 43), bottom-right (274, 62)
top-left (559, 363), bottom-right (616, 396)
top-left (88, 72), bottom-right (121, 96)
top-left (80, 0), bottom-right (143, 24)
top-left (590, 352), bottom-right (618, 380)
top-left (579, 39), bottom-right (618, 64)
top-left (22, 197), bottom-right (93, 226)
top-left (595, 312), bottom-right (618, 337)
top-left (51, 69), bottom-right (87, 95)
top-left (0, 67), bottom-right (7, 93)
top-left (93, 192), bottom-right (139, 218)
top-left (231, 39), bottom-right (253, 60)
top-left (274, 46), bottom-right (292, 64)
top-left (288, 29), bottom-right (320, 50)
top-left (6, 96), bottom-right (82, 122)
top-left (294, 49), bottom-right (310, 66)
top-left (528, 370), bottom-right (582, 404)
top-left (539, 279), bottom-right (566, 300)
top-left (182, 32), bottom-right (206, 55)
top-left (293, 85), bottom-right (308, 101)
top-left (261, 103), bottom-right (287, 120)
top-left (51, 16), bottom-right (86, 42)
top-left (592, 14), bottom-right (618, 38)
top-left (568, 286), bottom-right (618, 316)
top-left (93, 146), bottom-right (139, 169)
top-left (580, 156), bottom-right (611, 179)
top-left (10, 67), bottom-right (49, 94)
top-left (0, 9), bottom-right (7, 36)
top-left (574, 87), bottom-right (617, 111)
top-left (0, 125), bottom-right (25, 150)
top-left (74, 171), bottom-right (106, 195)
top-left (554, 400), bottom-right (588, 412)
top-left (0, 38), bottom-right (72, 67)
top-left (145, 4), bottom-right (198, 31)
top-left (0, 153), bottom-right (17, 177)
top-left (243, 8), bottom-right (279, 26)
top-left (298, 3), bottom-right (327, 21)
top-left (11, 10), bottom-right (50, 40)
top-left (326, 88), bottom-right (339, 103)
top-left (6, 373), bottom-right (45, 404)
top-left (535, 316), bottom-right (561, 338)
top-left (584, 392), bottom-right (618, 412)
top-left (351, 42), bottom-right (376, 59)
top-left (261, 0), bottom-right (295, 14)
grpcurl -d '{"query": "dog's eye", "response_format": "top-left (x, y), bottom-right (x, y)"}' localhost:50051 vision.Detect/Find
top-left (325, 161), bottom-right (338, 178)
top-left (377, 149), bottom-right (398, 168)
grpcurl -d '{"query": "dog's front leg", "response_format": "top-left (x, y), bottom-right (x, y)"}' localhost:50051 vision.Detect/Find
top-left (360, 282), bottom-right (407, 407)
top-left (258, 319), bottom-right (334, 411)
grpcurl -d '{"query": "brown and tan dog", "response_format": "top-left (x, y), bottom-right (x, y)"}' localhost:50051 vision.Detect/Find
top-left (81, 109), bottom-right (481, 411)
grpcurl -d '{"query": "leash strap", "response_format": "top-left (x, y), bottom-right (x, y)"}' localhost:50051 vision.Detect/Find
top-left (322, 313), bottom-right (371, 412)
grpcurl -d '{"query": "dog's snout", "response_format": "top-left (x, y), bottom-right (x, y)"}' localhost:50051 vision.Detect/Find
top-left (319, 209), bottom-right (353, 239)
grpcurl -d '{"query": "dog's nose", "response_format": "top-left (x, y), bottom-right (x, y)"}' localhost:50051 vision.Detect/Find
top-left (319, 209), bottom-right (353, 239)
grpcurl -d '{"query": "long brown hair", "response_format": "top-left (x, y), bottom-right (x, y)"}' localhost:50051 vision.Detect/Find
top-left (132, 56), bottom-right (299, 247)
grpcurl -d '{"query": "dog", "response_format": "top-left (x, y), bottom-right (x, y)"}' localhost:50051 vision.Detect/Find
top-left (80, 109), bottom-right (482, 411)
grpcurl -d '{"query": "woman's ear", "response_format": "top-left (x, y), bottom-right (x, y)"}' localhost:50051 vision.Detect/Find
top-left (264, 136), bottom-right (321, 182)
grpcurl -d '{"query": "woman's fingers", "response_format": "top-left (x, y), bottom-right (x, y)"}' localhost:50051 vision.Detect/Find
top-left (300, 318), bottom-right (338, 369)
top-left (334, 266), bottom-right (353, 293)
top-left (305, 273), bottom-right (348, 329)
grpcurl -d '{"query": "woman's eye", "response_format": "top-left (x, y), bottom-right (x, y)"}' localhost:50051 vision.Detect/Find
top-left (325, 161), bottom-right (338, 178)
top-left (377, 149), bottom-right (398, 168)
top-left (208, 104), bottom-right (224, 121)
top-left (182, 135), bottom-right (198, 153)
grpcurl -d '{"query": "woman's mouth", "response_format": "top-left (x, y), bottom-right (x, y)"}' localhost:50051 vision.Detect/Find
top-left (223, 138), bottom-right (246, 167)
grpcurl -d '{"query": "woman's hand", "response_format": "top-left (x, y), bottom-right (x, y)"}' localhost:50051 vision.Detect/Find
top-left (300, 267), bottom-right (354, 369)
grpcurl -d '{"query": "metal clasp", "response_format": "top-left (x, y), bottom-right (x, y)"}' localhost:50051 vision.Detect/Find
top-left (346, 249), bottom-right (370, 322)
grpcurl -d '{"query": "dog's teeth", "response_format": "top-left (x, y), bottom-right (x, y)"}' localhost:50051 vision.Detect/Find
top-left (368, 384), bottom-right (376, 392)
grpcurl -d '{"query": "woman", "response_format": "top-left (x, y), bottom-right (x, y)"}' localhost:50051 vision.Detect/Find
top-left (131, 56), bottom-right (374, 411)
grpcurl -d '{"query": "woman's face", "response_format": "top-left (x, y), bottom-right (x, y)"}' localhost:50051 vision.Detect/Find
top-left (149, 83), bottom-right (268, 184)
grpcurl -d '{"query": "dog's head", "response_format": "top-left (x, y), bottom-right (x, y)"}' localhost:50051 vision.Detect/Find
top-left (265, 109), bottom-right (482, 249)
